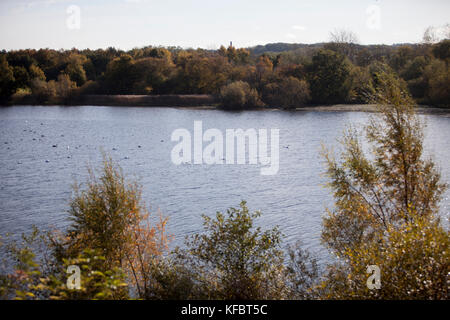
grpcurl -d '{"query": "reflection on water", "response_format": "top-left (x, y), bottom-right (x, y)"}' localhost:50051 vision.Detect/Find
top-left (1, 106), bottom-right (449, 264)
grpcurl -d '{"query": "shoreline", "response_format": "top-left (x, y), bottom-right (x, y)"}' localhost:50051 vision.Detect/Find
top-left (2, 94), bottom-right (449, 115)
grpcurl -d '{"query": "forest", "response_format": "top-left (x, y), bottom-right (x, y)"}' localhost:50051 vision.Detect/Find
top-left (0, 30), bottom-right (449, 108)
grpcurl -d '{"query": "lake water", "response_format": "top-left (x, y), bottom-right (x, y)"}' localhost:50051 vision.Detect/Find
top-left (1, 106), bottom-right (449, 264)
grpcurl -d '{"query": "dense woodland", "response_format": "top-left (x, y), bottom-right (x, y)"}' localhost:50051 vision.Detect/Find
top-left (0, 34), bottom-right (449, 108)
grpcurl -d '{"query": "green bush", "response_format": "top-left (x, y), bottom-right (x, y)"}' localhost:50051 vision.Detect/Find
top-left (263, 76), bottom-right (311, 108)
top-left (30, 74), bottom-right (76, 103)
top-left (172, 201), bottom-right (288, 299)
top-left (219, 81), bottom-right (263, 108)
top-left (308, 50), bottom-right (352, 104)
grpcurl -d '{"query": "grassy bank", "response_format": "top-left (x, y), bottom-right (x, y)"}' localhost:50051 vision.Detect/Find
top-left (6, 93), bottom-right (217, 107)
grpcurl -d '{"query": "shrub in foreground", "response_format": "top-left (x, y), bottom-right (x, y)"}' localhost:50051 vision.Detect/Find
top-left (320, 69), bottom-right (449, 299)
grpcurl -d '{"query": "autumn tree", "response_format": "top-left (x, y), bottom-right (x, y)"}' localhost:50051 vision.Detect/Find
top-left (422, 24), bottom-right (449, 45)
top-left (389, 46), bottom-right (414, 72)
top-left (133, 56), bottom-right (175, 94)
top-left (348, 65), bottom-right (376, 103)
top-left (12, 66), bottom-right (30, 90)
top-left (64, 53), bottom-right (87, 87)
top-left (253, 55), bottom-right (273, 89)
top-left (29, 74), bottom-right (76, 103)
top-left (320, 69), bottom-right (448, 299)
top-left (219, 45), bottom-right (250, 65)
top-left (50, 155), bottom-right (169, 298)
top-left (219, 81), bottom-right (262, 108)
top-left (308, 49), bottom-right (352, 104)
top-left (423, 26), bottom-right (439, 44)
top-left (432, 39), bottom-right (450, 65)
top-left (321, 214), bottom-right (449, 299)
top-left (424, 59), bottom-right (450, 107)
top-left (30, 78), bottom-right (57, 103)
top-left (29, 64), bottom-right (46, 81)
top-left (104, 54), bottom-right (139, 94)
top-left (0, 55), bottom-right (16, 100)
top-left (0, 230), bottom-right (128, 300)
top-left (174, 53), bottom-right (230, 94)
top-left (263, 76), bottom-right (310, 108)
top-left (327, 29), bottom-right (360, 62)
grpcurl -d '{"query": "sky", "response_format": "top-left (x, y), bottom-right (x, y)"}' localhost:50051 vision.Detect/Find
top-left (0, 0), bottom-right (449, 50)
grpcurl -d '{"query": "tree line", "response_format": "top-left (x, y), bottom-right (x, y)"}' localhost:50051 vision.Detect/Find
top-left (0, 71), bottom-right (448, 299)
top-left (0, 35), bottom-right (449, 108)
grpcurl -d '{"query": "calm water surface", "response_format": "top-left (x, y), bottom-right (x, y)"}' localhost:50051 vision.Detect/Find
top-left (1, 106), bottom-right (449, 264)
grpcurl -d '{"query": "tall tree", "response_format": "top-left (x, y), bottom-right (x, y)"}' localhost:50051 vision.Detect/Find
top-left (308, 50), bottom-right (352, 104)
top-left (328, 29), bottom-right (360, 62)
top-left (0, 55), bottom-right (16, 99)
top-left (320, 69), bottom-right (448, 299)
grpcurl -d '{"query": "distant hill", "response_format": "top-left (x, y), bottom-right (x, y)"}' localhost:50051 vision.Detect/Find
top-left (247, 42), bottom-right (419, 55)
top-left (247, 43), bottom-right (324, 55)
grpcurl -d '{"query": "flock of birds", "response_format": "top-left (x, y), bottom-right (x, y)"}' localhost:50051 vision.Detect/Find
top-left (3, 121), bottom-right (154, 164)
top-left (4, 122), bottom-right (292, 166)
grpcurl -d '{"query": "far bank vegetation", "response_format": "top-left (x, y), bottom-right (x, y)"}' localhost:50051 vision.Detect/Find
top-left (1, 28), bottom-right (449, 108)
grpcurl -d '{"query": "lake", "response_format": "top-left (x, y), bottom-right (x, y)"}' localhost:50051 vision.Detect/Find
top-left (1, 105), bottom-right (449, 264)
